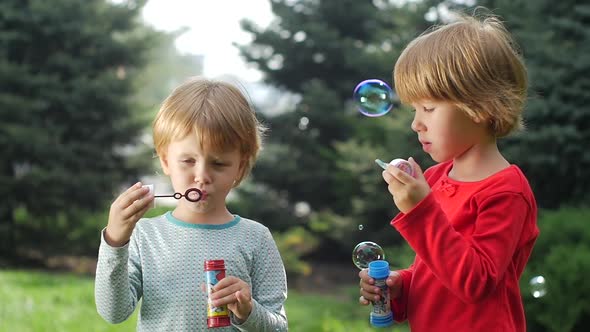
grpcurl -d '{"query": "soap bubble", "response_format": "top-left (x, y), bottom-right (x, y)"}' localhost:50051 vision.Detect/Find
top-left (529, 275), bottom-right (547, 298)
top-left (353, 79), bottom-right (398, 117)
top-left (358, 224), bottom-right (364, 231)
top-left (352, 241), bottom-right (385, 270)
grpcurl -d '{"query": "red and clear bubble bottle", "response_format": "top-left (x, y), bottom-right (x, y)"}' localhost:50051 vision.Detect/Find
top-left (204, 259), bottom-right (231, 328)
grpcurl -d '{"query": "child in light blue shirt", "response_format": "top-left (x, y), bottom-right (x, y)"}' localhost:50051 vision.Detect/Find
top-left (95, 77), bottom-right (288, 331)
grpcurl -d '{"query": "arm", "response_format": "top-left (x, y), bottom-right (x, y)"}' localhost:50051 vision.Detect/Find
top-left (393, 192), bottom-right (531, 303)
top-left (94, 229), bottom-right (143, 323)
top-left (233, 228), bottom-right (288, 332)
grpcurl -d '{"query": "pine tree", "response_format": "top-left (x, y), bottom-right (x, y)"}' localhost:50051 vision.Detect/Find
top-left (0, 0), bottom-right (159, 255)
top-left (475, 0), bottom-right (590, 208)
top-left (237, 0), bottom-right (445, 254)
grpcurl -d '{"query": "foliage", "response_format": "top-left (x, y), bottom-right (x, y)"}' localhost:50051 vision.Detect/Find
top-left (0, 0), bottom-right (160, 256)
top-left (471, 0), bottom-right (590, 208)
top-left (237, 0), bottom-right (449, 258)
top-left (273, 227), bottom-right (319, 277)
top-left (521, 207), bottom-right (590, 332)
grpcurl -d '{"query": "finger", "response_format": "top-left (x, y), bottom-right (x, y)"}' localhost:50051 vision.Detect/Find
top-left (114, 182), bottom-right (142, 205)
top-left (122, 192), bottom-right (153, 220)
top-left (359, 295), bottom-right (370, 306)
top-left (212, 291), bottom-right (239, 307)
top-left (360, 280), bottom-right (379, 291)
top-left (358, 269), bottom-right (374, 284)
top-left (408, 157), bottom-right (425, 179)
top-left (235, 290), bottom-right (250, 304)
top-left (211, 282), bottom-right (242, 299)
top-left (130, 199), bottom-right (153, 223)
top-left (360, 288), bottom-right (381, 302)
top-left (389, 165), bottom-right (413, 185)
top-left (119, 185), bottom-right (150, 210)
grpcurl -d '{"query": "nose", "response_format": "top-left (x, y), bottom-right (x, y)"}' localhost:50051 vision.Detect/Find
top-left (411, 112), bottom-right (425, 133)
top-left (193, 163), bottom-right (212, 185)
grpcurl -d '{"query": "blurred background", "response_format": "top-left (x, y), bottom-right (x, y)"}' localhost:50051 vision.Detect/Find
top-left (1, 0), bottom-right (588, 331)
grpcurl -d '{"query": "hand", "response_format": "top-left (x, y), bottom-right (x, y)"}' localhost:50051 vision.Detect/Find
top-left (209, 276), bottom-right (253, 322)
top-left (382, 157), bottom-right (431, 213)
top-left (358, 268), bottom-right (402, 305)
top-left (104, 182), bottom-right (154, 247)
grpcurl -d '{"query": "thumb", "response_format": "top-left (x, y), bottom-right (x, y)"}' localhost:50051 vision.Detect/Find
top-left (386, 271), bottom-right (400, 287)
top-left (235, 290), bottom-right (244, 304)
top-left (235, 290), bottom-right (249, 304)
top-left (408, 157), bottom-right (425, 179)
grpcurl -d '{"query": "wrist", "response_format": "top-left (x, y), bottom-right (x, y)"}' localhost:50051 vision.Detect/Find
top-left (104, 228), bottom-right (129, 247)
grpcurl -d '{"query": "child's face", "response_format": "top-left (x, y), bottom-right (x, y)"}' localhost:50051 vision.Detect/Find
top-left (410, 100), bottom-right (487, 163)
top-left (159, 132), bottom-right (243, 216)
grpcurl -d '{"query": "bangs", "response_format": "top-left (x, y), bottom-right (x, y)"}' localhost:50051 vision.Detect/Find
top-left (191, 110), bottom-right (242, 154)
top-left (153, 79), bottom-right (255, 157)
top-left (394, 32), bottom-right (461, 105)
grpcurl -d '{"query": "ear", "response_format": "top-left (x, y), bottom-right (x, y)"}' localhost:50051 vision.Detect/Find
top-left (235, 158), bottom-right (249, 185)
top-left (159, 153), bottom-right (171, 176)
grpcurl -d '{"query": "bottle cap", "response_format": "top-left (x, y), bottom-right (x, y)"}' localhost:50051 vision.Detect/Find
top-left (368, 260), bottom-right (390, 279)
top-left (204, 259), bottom-right (225, 271)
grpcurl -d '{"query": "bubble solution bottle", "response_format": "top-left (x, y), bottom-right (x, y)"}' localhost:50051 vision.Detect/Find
top-left (204, 259), bottom-right (231, 328)
top-left (368, 260), bottom-right (394, 327)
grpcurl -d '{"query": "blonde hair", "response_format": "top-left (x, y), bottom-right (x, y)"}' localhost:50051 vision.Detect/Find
top-left (153, 77), bottom-right (265, 186)
top-left (393, 12), bottom-right (528, 137)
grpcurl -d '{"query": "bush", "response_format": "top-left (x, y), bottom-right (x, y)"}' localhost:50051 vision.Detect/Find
top-left (523, 207), bottom-right (590, 332)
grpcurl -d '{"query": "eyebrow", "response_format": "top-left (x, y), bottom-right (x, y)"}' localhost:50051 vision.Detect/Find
top-left (177, 153), bottom-right (228, 160)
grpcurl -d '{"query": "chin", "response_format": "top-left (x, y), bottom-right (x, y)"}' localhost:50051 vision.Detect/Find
top-left (187, 201), bottom-right (211, 214)
top-left (430, 154), bottom-right (453, 164)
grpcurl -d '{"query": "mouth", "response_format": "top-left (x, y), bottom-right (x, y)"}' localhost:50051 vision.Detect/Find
top-left (419, 140), bottom-right (432, 152)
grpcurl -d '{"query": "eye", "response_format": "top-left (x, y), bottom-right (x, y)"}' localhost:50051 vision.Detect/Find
top-left (423, 107), bottom-right (435, 112)
top-left (212, 160), bottom-right (227, 167)
top-left (181, 159), bottom-right (195, 164)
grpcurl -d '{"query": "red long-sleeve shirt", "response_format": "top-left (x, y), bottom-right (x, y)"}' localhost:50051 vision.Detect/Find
top-left (390, 161), bottom-right (538, 332)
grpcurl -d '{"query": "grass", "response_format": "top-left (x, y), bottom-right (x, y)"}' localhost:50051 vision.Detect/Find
top-left (0, 269), bottom-right (409, 332)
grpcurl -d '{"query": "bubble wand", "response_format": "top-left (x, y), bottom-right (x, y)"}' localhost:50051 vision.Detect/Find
top-left (154, 188), bottom-right (203, 202)
top-left (143, 185), bottom-right (204, 203)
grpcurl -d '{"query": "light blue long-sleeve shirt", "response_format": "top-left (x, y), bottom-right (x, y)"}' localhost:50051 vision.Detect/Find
top-left (95, 212), bottom-right (288, 331)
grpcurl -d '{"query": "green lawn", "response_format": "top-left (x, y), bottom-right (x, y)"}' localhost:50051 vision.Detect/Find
top-left (0, 269), bottom-right (408, 332)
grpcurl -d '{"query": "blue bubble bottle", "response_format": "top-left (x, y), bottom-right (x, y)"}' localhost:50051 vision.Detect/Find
top-left (368, 260), bottom-right (394, 327)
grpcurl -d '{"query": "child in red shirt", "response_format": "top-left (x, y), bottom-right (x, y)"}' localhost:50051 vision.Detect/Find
top-left (359, 11), bottom-right (539, 332)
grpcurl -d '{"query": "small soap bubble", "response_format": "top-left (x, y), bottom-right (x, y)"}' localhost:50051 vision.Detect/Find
top-left (352, 241), bottom-right (385, 270)
top-left (353, 79), bottom-right (398, 117)
top-left (529, 275), bottom-right (547, 298)
top-left (358, 224), bottom-right (364, 231)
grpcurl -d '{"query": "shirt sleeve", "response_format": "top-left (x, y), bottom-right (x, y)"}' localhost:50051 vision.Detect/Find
top-left (232, 228), bottom-right (288, 331)
top-left (391, 191), bottom-right (531, 303)
top-left (94, 228), bottom-right (143, 323)
top-left (391, 264), bottom-right (414, 322)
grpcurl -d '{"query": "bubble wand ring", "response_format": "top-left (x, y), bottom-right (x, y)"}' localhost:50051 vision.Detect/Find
top-left (155, 188), bottom-right (203, 202)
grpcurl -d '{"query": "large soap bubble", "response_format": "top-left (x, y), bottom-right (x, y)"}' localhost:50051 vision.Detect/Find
top-left (352, 241), bottom-right (385, 269)
top-left (353, 79), bottom-right (398, 117)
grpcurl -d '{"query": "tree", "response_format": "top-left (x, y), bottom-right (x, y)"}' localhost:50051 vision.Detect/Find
top-left (236, 0), bottom-right (450, 257)
top-left (473, 0), bottom-right (590, 208)
top-left (0, 0), bottom-right (159, 256)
